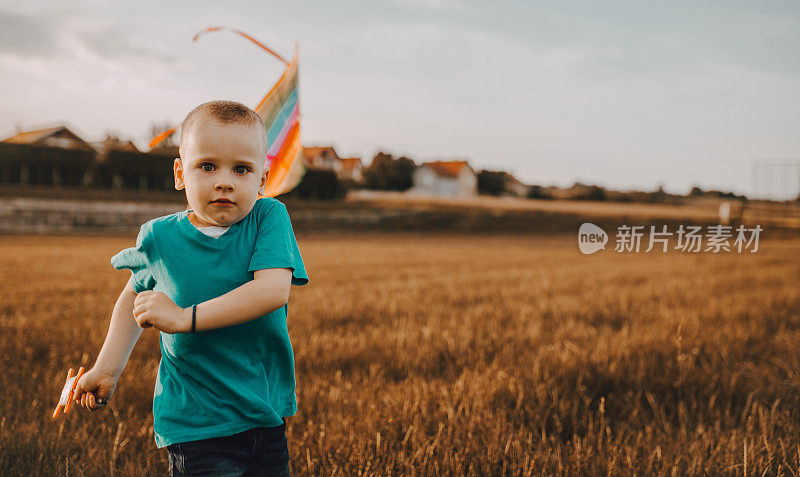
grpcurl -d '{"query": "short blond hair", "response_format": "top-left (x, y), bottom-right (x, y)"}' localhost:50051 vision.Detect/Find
top-left (179, 100), bottom-right (268, 164)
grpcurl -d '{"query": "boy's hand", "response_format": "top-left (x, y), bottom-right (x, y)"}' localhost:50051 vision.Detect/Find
top-left (73, 367), bottom-right (117, 411)
top-left (133, 291), bottom-right (190, 334)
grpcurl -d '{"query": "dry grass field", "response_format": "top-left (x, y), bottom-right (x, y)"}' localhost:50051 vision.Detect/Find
top-left (1, 231), bottom-right (799, 475)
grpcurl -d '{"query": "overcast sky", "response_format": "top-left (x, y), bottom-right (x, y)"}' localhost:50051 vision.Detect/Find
top-left (1, 0), bottom-right (798, 198)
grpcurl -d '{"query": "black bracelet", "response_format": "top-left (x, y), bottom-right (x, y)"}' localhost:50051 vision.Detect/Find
top-left (191, 304), bottom-right (197, 334)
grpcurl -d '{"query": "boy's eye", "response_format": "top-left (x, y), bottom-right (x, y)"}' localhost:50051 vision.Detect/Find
top-left (234, 165), bottom-right (250, 174)
top-left (201, 163), bottom-right (214, 172)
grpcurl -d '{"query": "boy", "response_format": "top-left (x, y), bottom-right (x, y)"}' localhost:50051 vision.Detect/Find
top-left (72, 100), bottom-right (308, 476)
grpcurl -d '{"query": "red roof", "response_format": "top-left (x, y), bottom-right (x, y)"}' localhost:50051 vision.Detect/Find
top-left (422, 160), bottom-right (471, 178)
top-left (302, 146), bottom-right (338, 161)
top-left (3, 126), bottom-right (65, 144)
top-left (3, 125), bottom-right (95, 151)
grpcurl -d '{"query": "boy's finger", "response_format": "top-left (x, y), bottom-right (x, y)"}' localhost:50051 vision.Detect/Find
top-left (89, 394), bottom-right (108, 412)
top-left (134, 291), bottom-right (152, 304)
top-left (136, 312), bottom-right (149, 327)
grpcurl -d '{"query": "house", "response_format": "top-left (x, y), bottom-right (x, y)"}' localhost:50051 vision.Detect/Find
top-left (90, 136), bottom-right (140, 159)
top-left (1, 124), bottom-right (177, 191)
top-left (302, 146), bottom-right (342, 174)
top-left (3, 125), bottom-right (95, 152)
top-left (1, 125), bottom-right (97, 187)
top-left (408, 160), bottom-right (477, 198)
top-left (149, 143), bottom-right (179, 158)
top-left (339, 157), bottom-right (363, 182)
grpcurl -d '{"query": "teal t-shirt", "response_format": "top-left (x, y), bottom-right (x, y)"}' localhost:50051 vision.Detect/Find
top-left (110, 197), bottom-right (309, 449)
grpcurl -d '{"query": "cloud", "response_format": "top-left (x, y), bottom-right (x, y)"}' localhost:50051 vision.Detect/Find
top-left (390, 0), bottom-right (465, 12)
top-left (0, 6), bottom-right (175, 66)
top-left (72, 27), bottom-right (176, 64)
top-left (0, 10), bottom-right (60, 57)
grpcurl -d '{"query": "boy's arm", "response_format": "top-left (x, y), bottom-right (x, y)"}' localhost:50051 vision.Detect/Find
top-left (71, 278), bottom-right (141, 410)
top-left (186, 268), bottom-right (292, 332)
top-left (133, 268), bottom-right (292, 333)
top-left (94, 278), bottom-right (143, 379)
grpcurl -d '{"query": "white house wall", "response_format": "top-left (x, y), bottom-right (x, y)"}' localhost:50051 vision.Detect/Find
top-left (409, 167), bottom-right (477, 198)
top-left (458, 168), bottom-right (477, 197)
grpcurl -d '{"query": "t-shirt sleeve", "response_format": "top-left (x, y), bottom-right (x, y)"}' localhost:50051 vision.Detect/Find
top-left (248, 201), bottom-right (309, 286)
top-left (110, 220), bottom-right (157, 293)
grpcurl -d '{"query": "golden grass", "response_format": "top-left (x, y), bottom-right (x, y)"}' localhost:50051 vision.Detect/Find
top-left (1, 232), bottom-right (799, 475)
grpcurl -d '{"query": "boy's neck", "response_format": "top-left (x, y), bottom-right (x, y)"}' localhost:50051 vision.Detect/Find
top-left (187, 211), bottom-right (229, 229)
top-left (187, 211), bottom-right (201, 228)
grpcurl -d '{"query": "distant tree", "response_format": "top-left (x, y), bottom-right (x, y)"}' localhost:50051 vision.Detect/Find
top-left (477, 170), bottom-right (506, 196)
top-left (285, 168), bottom-right (343, 199)
top-left (527, 185), bottom-right (552, 200)
top-left (706, 189), bottom-right (740, 199)
top-left (363, 152), bottom-right (416, 191)
top-left (391, 156), bottom-right (416, 191)
top-left (690, 186), bottom-right (705, 197)
top-left (647, 184), bottom-right (667, 203)
top-left (363, 152), bottom-right (392, 189)
top-left (103, 131), bottom-right (122, 142)
top-left (571, 185), bottom-right (607, 201)
top-left (585, 185), bottom-right (607, 201)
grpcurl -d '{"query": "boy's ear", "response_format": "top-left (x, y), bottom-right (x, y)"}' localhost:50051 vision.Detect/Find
top-left (174, 158), bottom-right (185, 190)
top-left (258, 164), bottom-right (268, 196)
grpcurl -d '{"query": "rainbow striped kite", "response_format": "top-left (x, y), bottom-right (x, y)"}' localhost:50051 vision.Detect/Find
top-left (253, 45), bottom-right (304, 198)
top-left (150, 27), bottom-right (306, 198)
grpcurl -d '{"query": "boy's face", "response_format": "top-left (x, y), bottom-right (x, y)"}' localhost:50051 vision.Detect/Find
top-left (174, 117), bottom-right (267, 227)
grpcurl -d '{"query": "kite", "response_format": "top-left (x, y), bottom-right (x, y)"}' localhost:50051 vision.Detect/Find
top-left (52, 367), bottom-right (107, 418)
top-left (150, 26), bottom-right (306, 197)
top-left (52, 367), bottom-right (83, 418)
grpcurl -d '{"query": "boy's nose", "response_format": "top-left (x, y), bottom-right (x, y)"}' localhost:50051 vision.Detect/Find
top-left (214, 175), bottom-right (234, 191)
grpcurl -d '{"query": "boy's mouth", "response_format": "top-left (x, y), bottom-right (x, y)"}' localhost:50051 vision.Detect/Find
top-left (211, 198), bottom-right (236, 205)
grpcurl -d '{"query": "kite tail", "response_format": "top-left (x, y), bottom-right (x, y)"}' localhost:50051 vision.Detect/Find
top-left (149, 127), bottom-right (176, 149)
top-left (192, 26), bottom-right (289, 65)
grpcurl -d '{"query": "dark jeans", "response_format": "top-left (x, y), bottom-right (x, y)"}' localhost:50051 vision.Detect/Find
top-left (166, 418), bottom-right (290, 476)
